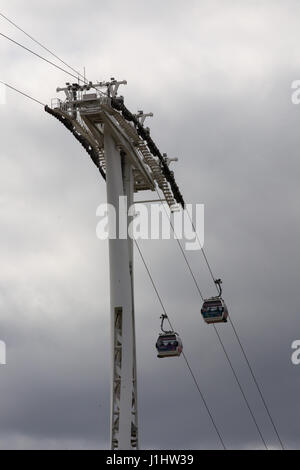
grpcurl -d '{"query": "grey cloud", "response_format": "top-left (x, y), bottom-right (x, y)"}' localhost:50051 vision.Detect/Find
top-left (0, 0), bottom-right (299, 450)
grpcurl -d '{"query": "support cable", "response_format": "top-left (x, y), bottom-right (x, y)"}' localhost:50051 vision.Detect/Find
top-left (153, 188), bottom-right (269, 449)
top-left (0, 79), bottom-right (45, 106)
top-left (0, 26), bottom-right (107, 98)
top-left (184, 207), bottom-right (285, 450)
top-left (228, 316), bottom-right (285, 450)
top-left (213, 324), bottom-right (268, 448)
top-left (0, 31), bottom-right (85, 84)
top-left (0, 11), bottom-right (87, 83)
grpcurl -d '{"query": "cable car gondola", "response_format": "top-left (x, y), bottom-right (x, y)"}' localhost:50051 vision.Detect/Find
top-left (156, 314), bottom-right (183, 358)
top-left (201, 279), bottom-right (229, 324)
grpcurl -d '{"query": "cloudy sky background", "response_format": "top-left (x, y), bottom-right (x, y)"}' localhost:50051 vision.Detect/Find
top-left (0, 0), bottom-right (299, 449)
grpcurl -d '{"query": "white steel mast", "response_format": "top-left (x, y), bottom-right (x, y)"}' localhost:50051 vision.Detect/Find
top-left (45, 78), bottom-right (183, 450)
top-left (105, 131), bottom-right (138, 449)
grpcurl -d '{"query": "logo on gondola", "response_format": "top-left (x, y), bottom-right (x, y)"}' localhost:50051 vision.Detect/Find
top-left (291, 340), bottom-right (300, 365)
top-left (96, 198), bottom-right (204, 251)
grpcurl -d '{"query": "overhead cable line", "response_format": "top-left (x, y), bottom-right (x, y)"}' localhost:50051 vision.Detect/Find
top-left (213, 325), bottom-right (268, 449)
top-left (152, 189), bottom-right (204, 300)
top-left (228, 317), bottom-right (285, 450)
top-left (0, 11), bottom-right (87, 83)
top-left (0, 26), bottom-right (106, 98)
top-left (0, 79), bottom-right (45, 106)
top-left (153, 188), bottom-right (268, 449)
top-left (134, 239), bottom-right (227, 450)
top-left (184, 207), bottom-right (285, 450)
top-left (0, 31), bottom-right (84, 84)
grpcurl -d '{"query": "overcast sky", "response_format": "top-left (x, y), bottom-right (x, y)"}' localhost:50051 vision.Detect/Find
top-left (0, 0), bottom-right (299, 450)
